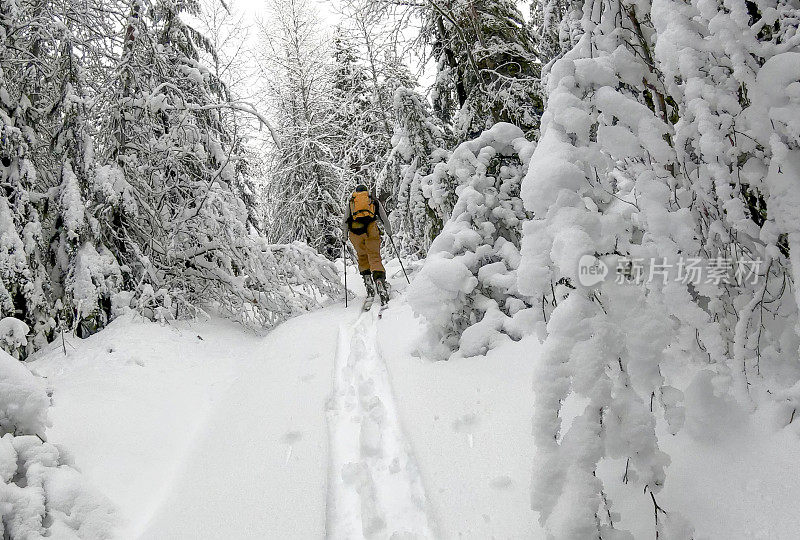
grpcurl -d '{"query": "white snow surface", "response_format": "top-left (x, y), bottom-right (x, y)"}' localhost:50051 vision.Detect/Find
top-left (27, 261), bottom-right (800, 539)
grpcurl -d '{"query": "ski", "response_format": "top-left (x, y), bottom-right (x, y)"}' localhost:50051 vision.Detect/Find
top-left (362, 296), bottom-right (375, 311)
top-left (378, 304), bottom-right (387, 319)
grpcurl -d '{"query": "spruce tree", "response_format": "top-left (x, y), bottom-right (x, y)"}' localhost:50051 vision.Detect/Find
top-left (0, 0), bottom-right (58, 353)
top-left (258, 0), bottom-right (342, 258)
top-left (94, 0), bottom-right (327, 324)
top-left (330, 29), bottom-right (376, 191)
top-left (424, 0), bottom-right (544, 140)
top-left (386, 86), bottom-right (451, 255)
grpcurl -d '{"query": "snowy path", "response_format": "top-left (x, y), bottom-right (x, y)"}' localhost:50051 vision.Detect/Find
top-left (29, 267), bottom-right (800, 539)
top-left (31, 265), bottom-right (544, 538)
top-left (326, 310), bottom-right (434, 539)
top-left (135, 309), bottom-right (341, 539)
top-left (29, 272), bottom-right (543, 539)
top-left (137, 303), bottom-right (435, 539)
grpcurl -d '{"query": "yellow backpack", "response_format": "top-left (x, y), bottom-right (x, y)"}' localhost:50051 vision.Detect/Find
top-left (350, 191), bottom-right (376, 225)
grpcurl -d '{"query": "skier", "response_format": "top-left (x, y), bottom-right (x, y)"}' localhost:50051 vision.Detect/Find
top-left (342, 185), bottom-right (392, 307)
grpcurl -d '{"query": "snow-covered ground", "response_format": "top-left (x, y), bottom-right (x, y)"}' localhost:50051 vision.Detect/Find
top-left (27, 260), bottom-right (800, 539)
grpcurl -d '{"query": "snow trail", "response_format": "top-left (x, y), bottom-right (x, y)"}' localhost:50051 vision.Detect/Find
top-left (135, 310), bottom-right (340, 539)
top-left (326, 309), bottom-right (435, 539)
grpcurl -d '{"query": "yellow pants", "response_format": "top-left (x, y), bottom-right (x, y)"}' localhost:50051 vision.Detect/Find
top-left (349, 221), bottom-right (385, 274)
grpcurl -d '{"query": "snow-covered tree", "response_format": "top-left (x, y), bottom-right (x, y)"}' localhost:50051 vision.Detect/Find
top-left (406, 122), bottom-right (536, 359)
top-left (329, 29), bottom-right (382, 194)
top-left (385, 86), bottom-right (451, 255)
top-left (343, 0), bottom-right (545, 255)
top-left (195, 0), bottom-right (263, 233)
top-left (1, 0), bottom-right (341, 352)
top-left (514, 0), bottom-right (800, 536)
top-left (50, 14), bottom-right (128, 340)
top-left (529, 0), bottom-right (582, 68)
top-left (67, 0), bottom-right (337, 330)
top-left (0, 0), bottom-right (58, 353)
top-left (421, 0), bottom-right (544, 140)
top-left (256, 0), bottom-right (343, 258)
top-left (331, 0), bottom-right (419, 203)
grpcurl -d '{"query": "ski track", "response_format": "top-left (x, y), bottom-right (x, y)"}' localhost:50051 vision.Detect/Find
top-left (326, 309), bottom-right (434, 539)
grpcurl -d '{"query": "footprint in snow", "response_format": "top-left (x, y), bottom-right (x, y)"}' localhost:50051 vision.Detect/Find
top-left (451, 412), bottom-right (479, 433)
top-left (389, 532), bottom-right (423, 540)
top-left (490, 475), bottom-right (513, 490)
top-left (341, 461), bottom-right (366, 486)
top-left (452, 412), bottom-right (480, 448)
top-left (282, 431), bottom-right (303, 444)
top-left (126, 356), bottom-right (145, 367)
top-left (360, 416), bottom-right (383, 456)
top-left (282, 431), bottom-right (303, 465)
top-left (340, 463), bottom-right (385, 535)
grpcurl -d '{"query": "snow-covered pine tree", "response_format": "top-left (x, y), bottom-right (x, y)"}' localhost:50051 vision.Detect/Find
top-left (92, 0), bottom-right (335, 328)
top-left (518, 0), bottom-right (800, 536)
top-left (1, 0), bottom-right (340, 351)
top-left (332, 0), bottom-right (419, 205)
top-left (0, 0), bottom-right (57, 355)
top-left (0, 8), bottom-right (115, 492)
top-left (344, 0), bottom-right (545, 255)
top-left (385, 86), bottom-right (451, 255)
top-left (421, 0), bottom-right (544, 140)
top-left (370, 55), bottom-right (419, 204)
top-left (257, 0), bottom-right (343, 259)
top-left (330, 29), bottom-right (380, 193)
top-left (196, 0), bottom-right (263, 234)
top-left (529, 0), bottom-right (582, 69)
top-left (406, 122), bottom-right (537, 359)
top-left (48, 5), bottom-right (128, 340)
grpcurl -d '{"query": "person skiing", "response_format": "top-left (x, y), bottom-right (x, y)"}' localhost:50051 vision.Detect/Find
top-left (342, 185), bottom-right (392, 306)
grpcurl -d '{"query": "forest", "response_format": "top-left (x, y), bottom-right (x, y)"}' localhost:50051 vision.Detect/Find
top-left (1, 0), bottom-right (800, 537)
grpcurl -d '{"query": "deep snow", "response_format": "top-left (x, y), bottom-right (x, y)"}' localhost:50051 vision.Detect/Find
top-left (26, 260), bottom-right (800, 539)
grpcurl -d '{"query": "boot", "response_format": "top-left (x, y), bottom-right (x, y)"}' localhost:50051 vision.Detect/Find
top-left (373, 270), bottom-right (390, 305)
top-left (361, 272), bottom-right (375, 297)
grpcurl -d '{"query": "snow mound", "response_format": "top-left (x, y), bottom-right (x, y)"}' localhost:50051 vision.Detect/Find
top-left (0, 317), bottom-right (30, 358)
top-left (0, 346), bottom-right (49, 436)
top-left (1, 346), bottom-right (118, 538)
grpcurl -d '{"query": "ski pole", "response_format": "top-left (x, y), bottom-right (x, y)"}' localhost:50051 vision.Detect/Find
top-left (387, 234), bottom-right (410, 284)
top-left (342, 240), bottom-right (348, 307)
